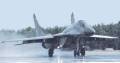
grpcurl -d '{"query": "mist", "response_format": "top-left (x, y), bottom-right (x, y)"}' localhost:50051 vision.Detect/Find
top-left (0, 29), bottom-right (25, 41)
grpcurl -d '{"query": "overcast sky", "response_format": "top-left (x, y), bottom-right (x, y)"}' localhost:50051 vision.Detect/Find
top-left (0, 0), bottom-right (120, 30)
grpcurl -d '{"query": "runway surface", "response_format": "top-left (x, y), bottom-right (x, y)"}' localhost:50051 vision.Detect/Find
top-left (0, 42), bottom-right (120, 63)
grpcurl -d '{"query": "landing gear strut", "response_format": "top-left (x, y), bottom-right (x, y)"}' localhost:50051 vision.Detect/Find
top-left (74, 47), bottom-right (86, 57)
top-left (74, 37), bottom-right (80, 57)
top-left (80, 47), bottom-right (85, 57)
top-left (74, 48), bottom-right (80, 57)
top-left (48, 48), bottom-right (54, 57)
top-left (74, 37), bottom-right (86, 57)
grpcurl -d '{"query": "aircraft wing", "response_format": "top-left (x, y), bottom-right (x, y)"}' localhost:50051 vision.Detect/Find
top-left (1, 35), bottom-right (54, 44)
top-left (1, 33), bottom-right (118, 43)
top-left (90, 35), bottom-right (118, 39)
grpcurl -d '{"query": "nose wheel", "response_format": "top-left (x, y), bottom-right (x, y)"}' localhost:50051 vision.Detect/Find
top-left (48, 48), bottom-right (54, 57)
top-left (74, 48), bottom-right (85, 57)
top-left (74, 37), bottom-right (86, 57)
top-left (74, 49), bottom-right (80, 57)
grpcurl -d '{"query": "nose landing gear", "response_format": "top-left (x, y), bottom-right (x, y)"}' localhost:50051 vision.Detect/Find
top-left (74, 48), bottom-right (85, 57)
top-left (74, 49), bottom-right (80, 57)
top-left (74, 37), bottom-right (86, 57)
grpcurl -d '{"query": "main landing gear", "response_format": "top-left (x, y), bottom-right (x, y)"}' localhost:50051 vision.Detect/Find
top-left (48, 48), bottom-right (54, 57)
top-left (80, 47), bottom-right (85, 57)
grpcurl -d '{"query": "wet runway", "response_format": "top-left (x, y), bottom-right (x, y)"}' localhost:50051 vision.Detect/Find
top-left (0, 42), bottom-right (120, 63)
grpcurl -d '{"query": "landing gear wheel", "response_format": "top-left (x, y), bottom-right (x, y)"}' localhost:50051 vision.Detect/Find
top-left (74, 50), bottom-right (77, 57)
top-left (80, 49), bottom-right (85, 57)
top-left (81, 51), bottom-right (85, 57)
top-left (74, 49), bottom-right (80, 57)
top-left (77, 51), bottom-right (80, 56)
top-left (48, 48), bottom-right (54, 57)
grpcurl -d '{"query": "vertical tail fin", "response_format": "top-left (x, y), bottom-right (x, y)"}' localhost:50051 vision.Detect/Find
top-left (33, 13), bottom-right (46, 36)
top-left (71, 12), bottom-right (75, 24)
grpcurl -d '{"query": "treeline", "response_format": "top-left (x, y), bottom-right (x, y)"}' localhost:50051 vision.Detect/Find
top-left (17, 21), bottom-right (120, 37)
top-left (1, 21), bottom-right (120, 39)
top-left (93, 21), bottom-right (120, 37)
top-left (17, 26), bottom-right (66, 37)
top-left (0, 29), bottom-right (24, 40)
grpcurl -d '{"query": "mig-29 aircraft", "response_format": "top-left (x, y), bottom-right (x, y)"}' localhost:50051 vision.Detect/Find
top-left (2, 13), bottom-right (118, 57)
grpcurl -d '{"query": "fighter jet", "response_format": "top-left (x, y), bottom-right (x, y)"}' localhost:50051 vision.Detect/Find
top-left (3, 13), bottom-right (118, 57)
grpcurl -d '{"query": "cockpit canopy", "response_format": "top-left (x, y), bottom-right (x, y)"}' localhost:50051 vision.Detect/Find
top-left (62, 20), bottom-right (95, 36)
